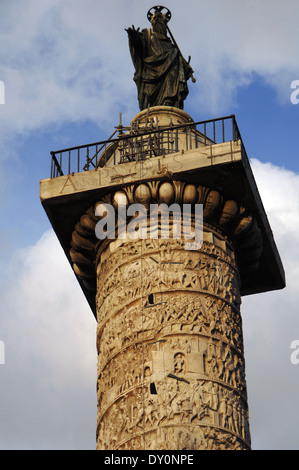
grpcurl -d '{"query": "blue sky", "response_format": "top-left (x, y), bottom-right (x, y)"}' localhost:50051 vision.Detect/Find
top-left (0, 0), bottom-right (299, 450)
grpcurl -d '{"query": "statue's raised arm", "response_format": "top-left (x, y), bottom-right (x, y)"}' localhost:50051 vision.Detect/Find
top-left (125, 25), bottom-right (141, 37)
top-left (125, 6), bottom-right (195, 111)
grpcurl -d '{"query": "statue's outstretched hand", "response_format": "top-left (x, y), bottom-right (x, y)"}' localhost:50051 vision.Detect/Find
top-left (125, 25), bottom-right (140, 37)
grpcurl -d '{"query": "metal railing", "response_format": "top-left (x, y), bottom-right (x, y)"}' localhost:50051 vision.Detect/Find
top-left (50, 114), bottom-right (243, 178)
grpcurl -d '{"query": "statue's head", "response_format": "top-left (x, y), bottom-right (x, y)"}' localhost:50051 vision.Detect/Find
top-left (151, 10), bottom-right (167, 34)
top-left (147, 6), bottom-right (171, 35)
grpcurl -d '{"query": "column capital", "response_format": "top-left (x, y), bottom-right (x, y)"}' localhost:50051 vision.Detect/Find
top-left (69, 179), bottom-right (262, 316)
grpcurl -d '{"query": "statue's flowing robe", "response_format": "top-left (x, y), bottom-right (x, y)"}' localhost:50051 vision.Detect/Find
top-left (128, 28), bottom-right (190, 111)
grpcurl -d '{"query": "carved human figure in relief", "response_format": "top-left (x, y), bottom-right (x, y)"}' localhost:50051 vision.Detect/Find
top-left (126, 7), bottom-right (194, 111)
top-left (174, 352), bottom-right (185, 374)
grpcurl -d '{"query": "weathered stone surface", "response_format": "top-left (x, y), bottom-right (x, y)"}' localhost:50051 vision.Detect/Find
top-left (96, 232), bottom-right (250, 450)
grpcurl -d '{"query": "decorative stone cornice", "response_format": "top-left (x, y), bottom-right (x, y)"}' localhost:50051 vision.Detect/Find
top-left (69, 179), bottom-right (263, 295)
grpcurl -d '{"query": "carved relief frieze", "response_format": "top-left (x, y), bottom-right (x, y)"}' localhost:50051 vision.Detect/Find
top-left (97, 326), bottom-right (247, 414)
top-left (90, 182), bottom-right (253, 450)
top-left (96, 371), bottom-right (251, 450)
top-left (97, 287), bottom-right (244, 373)
top-left (96, 240), bottom-right (241, 325)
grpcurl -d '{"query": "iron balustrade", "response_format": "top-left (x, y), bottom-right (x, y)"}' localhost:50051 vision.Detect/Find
top-left (49, 115), bottom-right (243, 178)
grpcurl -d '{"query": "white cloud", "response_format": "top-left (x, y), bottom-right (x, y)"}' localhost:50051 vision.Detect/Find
top-left (0, 0), bottom-right (299, 142)
top-left (0, 0), bottom-right (138, 142)
top-left (0, 230), bottom-right (97, 449)
top-left (249, 159), bottom-right (299, 282)
top-left (242, 158), bottom-right (299, 449)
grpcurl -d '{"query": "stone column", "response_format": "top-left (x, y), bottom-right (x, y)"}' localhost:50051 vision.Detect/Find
top-left (83, 180), bottom-right (254, 451)
top-left (41, 106), bottom-right (285, 450)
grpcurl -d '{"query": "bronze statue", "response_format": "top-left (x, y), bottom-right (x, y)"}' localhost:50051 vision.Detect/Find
top-left (126, 6), bottom-right (195, 111)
